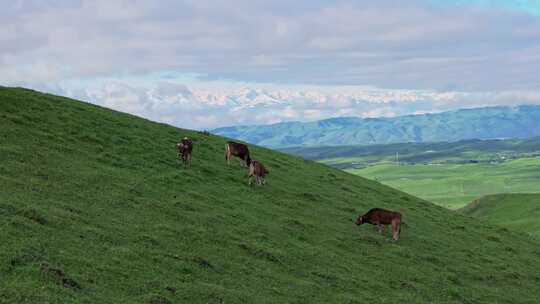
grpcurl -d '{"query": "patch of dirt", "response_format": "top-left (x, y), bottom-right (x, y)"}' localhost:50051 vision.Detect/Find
top-left (40, 263), bottom-right (81, 290)
top-left (10, 253), bottom-right (39, 267)
top-left (193, 257), bottom-right (212, 268)
top-left (356, 235), bottom-right (382, 247)
top-left (504, 246), bottom-right (516, 253)
top-left (486, 235), bottom-right (501, 242)
top-left (399, 281), bottom-right (417, 290)
top-left (311, 271), bottom-right (338, 283)
top-left (341, 186), bottom-right (355, 193)
top-left (137, 235), bottom-right (160, 247)
top-left (64, 206), bottom-right (82, 214)
top-left (238, 243), bottom-right (281, 263)
top-left (147, 295), bottom-right (172, 304)
top-left (163, 254), bottom-right (215, 270)
top-left (339, 207), bottom-right (357, 213)
top-left (498, 227), bottom-right (510, 234)
top-left (22, 209), bottom-right (47, 225)
top-left (301, 192), bottom-right (321, 201)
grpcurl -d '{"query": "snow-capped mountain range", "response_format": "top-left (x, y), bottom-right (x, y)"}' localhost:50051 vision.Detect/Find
top-left (58, 82), bottom-right (540, 131)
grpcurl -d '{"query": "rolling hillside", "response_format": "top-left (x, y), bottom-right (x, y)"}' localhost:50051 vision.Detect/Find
top-left (2, 87), bottom-right (540, 303)
top-left (213, 106), bottom-right (540, 147)
top-left (283, 138), bottom-right (540, 169)
top-left (460, 194), bottom-right (540, 238)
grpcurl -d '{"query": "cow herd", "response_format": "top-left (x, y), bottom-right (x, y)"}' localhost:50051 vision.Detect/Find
top-left (176, 137), bottom-right (269, 186)
top-left (176, 136), bottom-right (402, 241)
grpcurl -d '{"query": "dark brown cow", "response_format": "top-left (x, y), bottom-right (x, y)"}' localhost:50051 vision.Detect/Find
top-left (176, 137), bottom-right (193, 167)
top-left (355, 208), bottom-right (402, 241)
top-left (248, 160), bottom-right (269, 186)
top-left (225, 141), bottom-right (251, 167)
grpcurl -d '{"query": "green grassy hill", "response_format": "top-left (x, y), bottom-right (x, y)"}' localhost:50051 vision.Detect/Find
top-left (460, 194), bottom-right (540, 238)
top-left (2, 87), bottom-right (540, 303)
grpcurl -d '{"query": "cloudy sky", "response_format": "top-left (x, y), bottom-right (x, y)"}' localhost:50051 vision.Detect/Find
top-left (2, 0), bottom-right (540, 129)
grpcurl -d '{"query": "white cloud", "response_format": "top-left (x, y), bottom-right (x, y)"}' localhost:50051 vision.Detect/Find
top-left (1, 0), bottom-right (540, 91)
top-left (2, 1), bottom-right (540, 129)
top-left (50, 80), bottom-right (540, 129)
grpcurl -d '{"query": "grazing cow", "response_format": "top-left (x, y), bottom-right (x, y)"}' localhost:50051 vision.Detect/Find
top-left (176, 137), bottom-right (193, 167)
top-left (248, 160), bottom-right (269, 186)
top-left (225, 141), bottom-right (251, 167)
top-left (355, 208), bottom-right (402, 241)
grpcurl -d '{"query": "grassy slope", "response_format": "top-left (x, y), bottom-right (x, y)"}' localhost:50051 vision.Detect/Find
top-left (2, 87), bottom-right (540, 303)
top-left (460, 194), bottom-right (540, 238)
top-left (347, 157), bottom-right (540, 209)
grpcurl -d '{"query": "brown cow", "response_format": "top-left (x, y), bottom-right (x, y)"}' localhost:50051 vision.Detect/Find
top-left (225, 141), bottom-right (251, 167)
top-left (355, 208), bottom-right (402, 241)
top-left (248, 160), bottom-right (269, 186)
top-left (176, 137), bottom-right (193, 167)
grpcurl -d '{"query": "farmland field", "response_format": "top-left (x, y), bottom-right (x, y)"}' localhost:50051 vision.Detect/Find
top-left (285, 140), bottom-right (540, 209)
top-left (346, 157), bottom-right (540, 209)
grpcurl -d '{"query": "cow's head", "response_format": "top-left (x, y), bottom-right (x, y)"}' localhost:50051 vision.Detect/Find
top-left (355, 215), bottom-right (365, 225)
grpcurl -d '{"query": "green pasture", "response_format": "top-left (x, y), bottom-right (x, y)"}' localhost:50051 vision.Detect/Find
top-left (460, 193), bottom-right (540, 238)
top-left (347, 157), bottom-right (540, 209)
top-left (2, 87), bottom-right (540, 303)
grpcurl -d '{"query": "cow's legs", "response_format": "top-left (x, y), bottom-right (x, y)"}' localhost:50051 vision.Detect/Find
top-left (378, 224), bottom-right (385, 234)
top-left (225, 144), bottom-right (230, 165)
top-left (392, 219), bottom-right (400, 241)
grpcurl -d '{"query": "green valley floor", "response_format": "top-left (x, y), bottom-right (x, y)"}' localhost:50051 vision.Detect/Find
top-left (347, 158), bottom-right (540, 209)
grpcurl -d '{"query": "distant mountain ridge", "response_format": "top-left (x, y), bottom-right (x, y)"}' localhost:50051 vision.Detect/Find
top-left (212, 105), bottom-right (540, 147)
